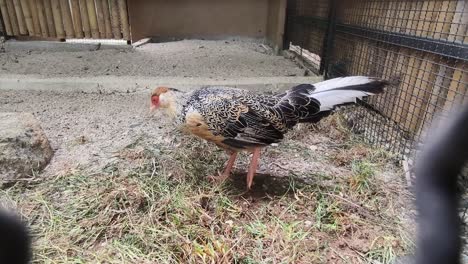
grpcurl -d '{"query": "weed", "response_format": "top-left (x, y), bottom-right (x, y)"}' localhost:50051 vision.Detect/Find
top-left (0, 114), bottom-right (413, 263)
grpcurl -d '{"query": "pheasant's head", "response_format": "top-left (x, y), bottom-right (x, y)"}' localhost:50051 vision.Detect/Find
top-left (150, 86), bottom-right (180, 117)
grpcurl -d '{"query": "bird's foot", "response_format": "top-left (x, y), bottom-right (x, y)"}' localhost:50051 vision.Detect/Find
top-left (207, 171), bottom-right (230, 184)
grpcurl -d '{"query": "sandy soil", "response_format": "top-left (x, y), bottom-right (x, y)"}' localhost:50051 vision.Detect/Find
top-left (0, 88), bottom-right (405, 188)
top-left (0, 89), bottom-right (159, 176)
top-left (0, 40), bottom-right (417, 263)
top-left (0, 39), bottom-right (310, 177)
top-left (0, 94), bottom-right (415, 262)
top-left (0, 39), bottom-right (305, 78)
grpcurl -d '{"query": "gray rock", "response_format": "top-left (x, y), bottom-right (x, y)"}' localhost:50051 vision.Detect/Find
top-left (0, 113), bottom-right (53, 183)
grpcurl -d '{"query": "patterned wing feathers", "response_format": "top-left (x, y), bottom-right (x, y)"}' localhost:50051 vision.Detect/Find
top-left (182, 88), bottom-right (285, 150)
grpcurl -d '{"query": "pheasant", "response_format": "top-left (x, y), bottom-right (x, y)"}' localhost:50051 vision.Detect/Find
top-left (150, 76), bottom-right (388, 189)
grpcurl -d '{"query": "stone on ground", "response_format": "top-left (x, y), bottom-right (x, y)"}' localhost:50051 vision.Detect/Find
top-left (0, 113), bottom-right (53, 183)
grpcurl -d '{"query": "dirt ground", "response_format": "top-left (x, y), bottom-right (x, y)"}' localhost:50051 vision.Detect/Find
top-left (0, 39), bottom-right (305, 78)
top-left (0, 39), bottom-right (310, 176)
top-left (0, 88), bottom-right (405, 182)
top-left (0, 89), bottom-right (415, 263)
top-left (0, 39), bottom-right (416, 263)
top-left (0, 100), bottom-right (414, 263)
top-left (0, 89), bottom-right (158, 176)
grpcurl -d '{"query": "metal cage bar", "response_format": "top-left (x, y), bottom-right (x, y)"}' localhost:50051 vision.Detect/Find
top-left (286, 0), bottom-right (468, 159)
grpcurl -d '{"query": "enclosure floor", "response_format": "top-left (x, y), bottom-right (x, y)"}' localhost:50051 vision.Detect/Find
top-left (0, 39), bottom-right (307, 78)
top-left (0, 39), bottom-right (415, 263)
top-left (0, 38), bottom-right (318, 176)
top-left (0, 87), bottom-right (414, 262)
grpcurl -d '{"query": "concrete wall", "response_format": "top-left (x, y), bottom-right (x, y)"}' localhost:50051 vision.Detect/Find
top-left (128, 0), bottom-right (271, 41)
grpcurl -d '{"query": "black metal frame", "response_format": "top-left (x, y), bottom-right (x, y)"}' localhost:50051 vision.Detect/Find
top-left (0, 10), bottom-right (6, 38)
top-left (284, 0), bottom-right (468, 159)
top-left (294, 16), bottom-right (468, 63)
top-left (336, 25), bottom-right (467, 61)
top-left (320, 0), bottom-right (337, 76)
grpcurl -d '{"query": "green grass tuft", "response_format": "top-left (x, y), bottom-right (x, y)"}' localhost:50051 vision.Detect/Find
top-left (0, 114), bottom-right (414, 263)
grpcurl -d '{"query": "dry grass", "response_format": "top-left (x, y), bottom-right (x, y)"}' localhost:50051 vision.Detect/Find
top-left (0, 114), bottom-right (414, 263)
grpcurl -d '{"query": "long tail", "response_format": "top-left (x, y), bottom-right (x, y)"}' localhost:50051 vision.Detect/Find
top-left (278, 76), bottom-right (388, 125)
top-left (311, 76), bottom-right (388, 111)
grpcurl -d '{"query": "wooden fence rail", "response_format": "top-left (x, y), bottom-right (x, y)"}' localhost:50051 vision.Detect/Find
top-left (0, 0), bottom-right (129, 40)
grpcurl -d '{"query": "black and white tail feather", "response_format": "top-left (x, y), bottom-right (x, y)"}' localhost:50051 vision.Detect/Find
top-left (278, 76), bottom-right (388, 125)
top-left (310, 76), bottom-right (387, 111)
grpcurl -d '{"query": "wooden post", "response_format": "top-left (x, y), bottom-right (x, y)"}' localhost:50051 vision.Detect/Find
top-left (384, 1), bottom-right (396, 32)
top-left (406, 1), bottom-right (419, 36)
top-left (110, 0), bottom-right (120, 38)
top-left (50, 0), bottom-right (65, 38)
top-left (421, 63), bottom-right (449, 138)
top-left (434, 1), bottom-right (455, 40)
top-left (360, 41), bottom-right (372, 75)
top-left (350, 39), bottom-right (362, 73)
top-left (36, 0), bottom-right (49, 37)
top-left (394, 0), bottom-right (405, 34)
top-left (389, 47), bottom-right (408, 123)
top-left (389, 48), bottom-right (410, 123)
top-left (0, 0), bottom-right (13, 35)
top-left (117, 0), bottom-right (129, 40)
top-left (418, 1), bottom-right (433, 38)
top-left (101, 0), bottom-right (112, 38)
top-left (70, 0), bottom-right (83, 38)
top-left (95, 0), bottom-right (105, 37)
top-left (400, 53), bottom-right (424, 133)
top-left (426, 1), bottom-right (443, 39)
top-left (19, 0), bottom-right (33, 35)
top-left (377, 1), bottom-right (388, 32)
top-left (453, 67), bottom-right (467, 105)
top-left (12, 0), bottom-right (26, 34)
top-left (380, 48), bottom-right (398, 117)
top-left (412, 1), bottom-right (424, 36)
top-left (272, 0), bottom-right (287, 54)
top-left (86, 0), bottom-right (99, 38)
top-left (465, 31), bottom-right (468, 46)
top-left (28, 0), bottom-right (40, 36)
top-left (79, 0), bottom-right (90, 38)
top-left (448, 0), bottom-right (467, 43)
top-left (407, 54), bottom-right (437, 133)
top-left (43, 0), bottom-right (55, 37)
top-left (5, 0), bottom-right (20, 35)
top-left (443, 65), bottom-right (466, 112)
top-left (60, 0), bottom-right (73, 38)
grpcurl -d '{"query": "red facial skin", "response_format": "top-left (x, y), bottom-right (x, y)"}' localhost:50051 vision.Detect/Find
top-left (151, 95), bottom-right (159, 110)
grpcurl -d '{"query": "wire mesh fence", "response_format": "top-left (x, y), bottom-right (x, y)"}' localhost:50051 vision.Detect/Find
top-left (286, 0), bottom-right (468, 159)
top-left (285, 0), bottom-right (330, 73)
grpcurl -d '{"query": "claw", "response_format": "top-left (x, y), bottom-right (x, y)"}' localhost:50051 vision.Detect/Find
top-left (207, 171), bottom-right (229, 184)
top-left (207, 152), bottom-right (238, 184)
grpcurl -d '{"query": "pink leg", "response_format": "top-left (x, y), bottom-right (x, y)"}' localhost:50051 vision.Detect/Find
top-left (246, 148), bottom-right (261, 189)
top-left (208, 152), bottom-right (238, 182)
top-left (222, 152), bottom-right (238, 178)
